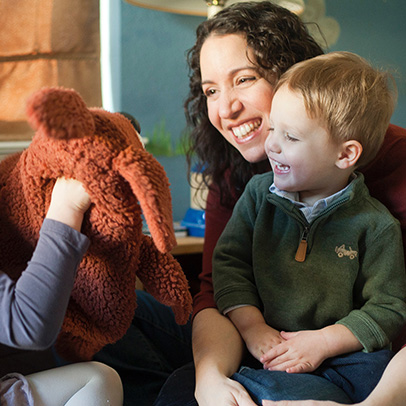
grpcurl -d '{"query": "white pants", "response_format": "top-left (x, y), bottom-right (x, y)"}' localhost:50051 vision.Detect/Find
top-left (27, 361), bottom-right (123, 406)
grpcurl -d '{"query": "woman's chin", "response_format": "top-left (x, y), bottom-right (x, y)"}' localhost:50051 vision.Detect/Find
top-left (238, 146), bottom-right (267, 164)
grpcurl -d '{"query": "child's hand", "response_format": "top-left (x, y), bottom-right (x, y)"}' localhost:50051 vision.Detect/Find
top-left (244, 323), bottom-right (285, 362)
top-left (260, 329), bottom-right (328, 373)
top-left (228, 306), bottom-right (285, 362)
top-left (46, 177), bottom-right (91, 231)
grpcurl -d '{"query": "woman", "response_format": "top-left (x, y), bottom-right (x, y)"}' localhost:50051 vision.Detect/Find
top-left (0, 178), bottom-right (123, 405)
top-left (96, 2), bottom-right (406, 405)
top-left (160, 1), bottom-right (406, 405)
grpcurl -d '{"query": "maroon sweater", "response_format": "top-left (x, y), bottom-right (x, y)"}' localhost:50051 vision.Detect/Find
top-left (192, 124), bottom-right (406, 350)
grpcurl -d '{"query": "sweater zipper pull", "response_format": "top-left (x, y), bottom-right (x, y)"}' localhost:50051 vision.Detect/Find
top-left (295, 228), bottom-right (308, 262)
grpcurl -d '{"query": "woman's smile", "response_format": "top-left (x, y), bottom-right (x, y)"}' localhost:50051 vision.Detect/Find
top-left (231, 119), bottom-right (261, 140)
top-left (200, 34), bottom-right (274, 163)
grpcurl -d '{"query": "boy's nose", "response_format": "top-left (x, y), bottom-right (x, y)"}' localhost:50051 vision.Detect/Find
top-left (265, 131), bottom-right (281, 154)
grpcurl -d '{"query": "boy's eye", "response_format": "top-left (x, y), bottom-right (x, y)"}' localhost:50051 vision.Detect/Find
top-left (285, 133), bottom-right (298, 142)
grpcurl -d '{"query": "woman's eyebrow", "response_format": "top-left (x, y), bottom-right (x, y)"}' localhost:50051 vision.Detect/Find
top-left (201, 66), bottom-right (257, 86)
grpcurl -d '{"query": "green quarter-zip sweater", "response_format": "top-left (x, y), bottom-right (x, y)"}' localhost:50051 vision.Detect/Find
top-left (213, 172), bottom-right (406, 352)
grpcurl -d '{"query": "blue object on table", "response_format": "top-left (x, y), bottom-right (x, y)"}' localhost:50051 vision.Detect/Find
top-left (181, 208), bottom-right (205, 237)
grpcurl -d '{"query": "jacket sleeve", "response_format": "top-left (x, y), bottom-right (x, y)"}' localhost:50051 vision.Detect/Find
top-left (212, 180), bottom-right (262, 314)
top-left (337, 219), bottom-right (406, 352)
top-left (0, 219), bottom-right (89, 350)
top-left (362, 124), bottom-right (406, 351)
top-left (192, 183), bottom-right (234, 318)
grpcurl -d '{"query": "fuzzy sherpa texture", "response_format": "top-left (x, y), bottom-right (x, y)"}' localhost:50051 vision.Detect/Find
top-left (0, 87), bottom-right (193, 361)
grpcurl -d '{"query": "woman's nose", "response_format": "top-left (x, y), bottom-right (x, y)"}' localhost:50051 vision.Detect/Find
top-left (218, 90), bottom-right (243, 119)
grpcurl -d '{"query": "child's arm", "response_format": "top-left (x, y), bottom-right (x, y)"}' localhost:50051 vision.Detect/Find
top-left (0, 178), bottom-right (90, 349)
top-left (228, 305), bottom-right (284, 362)
top-left (261, 324), bottom-right (362, 373)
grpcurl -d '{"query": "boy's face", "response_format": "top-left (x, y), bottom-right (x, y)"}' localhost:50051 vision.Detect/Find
top-left (265, 85), bottom-right (345, 205)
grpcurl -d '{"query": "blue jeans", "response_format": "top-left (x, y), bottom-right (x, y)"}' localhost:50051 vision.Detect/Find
top-left (315, 349), bottom-right (394, 402)
top-left (93, 290), bottom-right (193, 406)
top-left (232, 350), bottom-right (394, 405)
top-left (94, 291), bottom-right (392, 405)
top-left (154, 361), bottom-right (353, 406)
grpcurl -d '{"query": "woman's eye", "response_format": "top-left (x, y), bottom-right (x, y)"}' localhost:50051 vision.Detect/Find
top-left (203, 88), bottom-right (217, 98)
top-left (238, 76), bottom-right (256, 85)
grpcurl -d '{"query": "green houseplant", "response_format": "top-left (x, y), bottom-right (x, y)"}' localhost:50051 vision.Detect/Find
top-left (144, 118), bottom-right (187, 157)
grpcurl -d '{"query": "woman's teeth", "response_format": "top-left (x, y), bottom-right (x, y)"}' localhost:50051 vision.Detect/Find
top-left (232, 120), bottom-right (260, 139)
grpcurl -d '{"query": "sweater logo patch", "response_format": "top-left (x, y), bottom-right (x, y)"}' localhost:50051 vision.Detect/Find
top-left (335, 244), bottom-right (358, 260)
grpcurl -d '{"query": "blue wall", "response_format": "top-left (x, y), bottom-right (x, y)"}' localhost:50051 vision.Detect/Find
top-left (114, 0), bottom-right (406, 221)
top-left (326, 0), bottom-right (406, 126)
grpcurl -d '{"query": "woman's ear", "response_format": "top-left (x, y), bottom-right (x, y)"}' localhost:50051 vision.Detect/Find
top-left (335, 140), bottom-right (363, 169)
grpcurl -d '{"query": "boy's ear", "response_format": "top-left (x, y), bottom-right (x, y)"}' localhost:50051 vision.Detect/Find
top-left (335, 140), bottom-right (363, 169)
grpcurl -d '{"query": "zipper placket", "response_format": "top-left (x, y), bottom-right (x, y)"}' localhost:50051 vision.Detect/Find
top-left (270, 194), bottom-right (350, 263)
top-left (295, 226), bottom-right (309, 262)
top-left (293, 197), bottom-right (350, 263)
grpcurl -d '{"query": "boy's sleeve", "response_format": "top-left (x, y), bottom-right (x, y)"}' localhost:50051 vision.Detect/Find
top-left (337, 220), bottom-right (406, 352)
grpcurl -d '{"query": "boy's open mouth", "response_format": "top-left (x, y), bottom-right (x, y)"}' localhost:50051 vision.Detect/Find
top-left (272, 159), bottom-right (290, 173)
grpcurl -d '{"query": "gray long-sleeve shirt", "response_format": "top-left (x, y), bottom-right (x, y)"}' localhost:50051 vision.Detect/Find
top-left (0, 219), bottom-right (89, 374)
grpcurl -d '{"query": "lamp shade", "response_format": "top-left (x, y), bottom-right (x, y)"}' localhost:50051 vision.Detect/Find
top-left (125, 0), bottom-right (305, 17)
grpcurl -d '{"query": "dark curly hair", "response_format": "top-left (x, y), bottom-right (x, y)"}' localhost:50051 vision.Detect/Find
top-left (185, 1), bottom-right (323, 207)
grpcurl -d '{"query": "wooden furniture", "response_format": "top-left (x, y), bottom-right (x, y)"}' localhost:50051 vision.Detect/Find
top-left (171, 236), bottom-right (204, 255)
top-left (172, 236), bottom-right (204, 297)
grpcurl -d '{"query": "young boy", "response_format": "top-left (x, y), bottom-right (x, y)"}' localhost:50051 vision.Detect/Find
top-left (212, 52), bottom-right (406, 404)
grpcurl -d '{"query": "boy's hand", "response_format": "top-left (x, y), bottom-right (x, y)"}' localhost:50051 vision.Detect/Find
top-left (261, 325), bottom-right (362, 374)
top-left (227, 306), bottom-right (284, 362)
top-left (260, 330), bottom-right (329, 373)
top-left (244, 323), bottom-right (285, 362)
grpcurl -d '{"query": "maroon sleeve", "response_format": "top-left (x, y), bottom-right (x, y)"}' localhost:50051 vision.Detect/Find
top-left (361, 123), bottom-right (406, 351)
top-left (192, 183), bottom-right (234, 318)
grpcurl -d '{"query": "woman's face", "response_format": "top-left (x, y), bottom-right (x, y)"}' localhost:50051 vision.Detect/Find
top-left (200, 34), bottom-right (275, 163)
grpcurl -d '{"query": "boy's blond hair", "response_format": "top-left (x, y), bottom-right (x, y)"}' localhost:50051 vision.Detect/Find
top-left (275, 51), bottom-right (397, 167)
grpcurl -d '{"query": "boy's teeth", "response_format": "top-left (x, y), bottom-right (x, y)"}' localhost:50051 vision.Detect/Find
top-left (232, 120), bottom-right (260, 139)
top-left (276, 162), bottom-right (289, 171)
